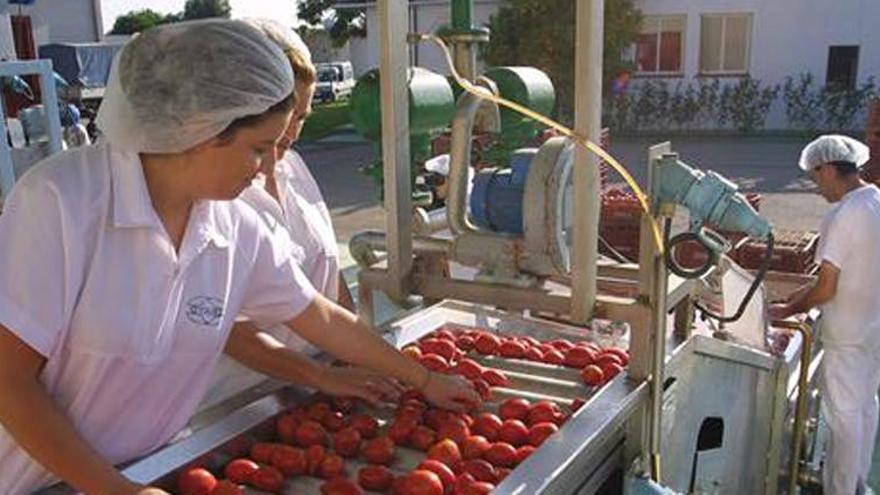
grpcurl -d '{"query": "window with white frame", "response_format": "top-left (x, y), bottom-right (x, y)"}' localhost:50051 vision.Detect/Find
top-left (700, 13), bottom-right (753, 74)
top-left (635, 15), bottom-right (686, 75)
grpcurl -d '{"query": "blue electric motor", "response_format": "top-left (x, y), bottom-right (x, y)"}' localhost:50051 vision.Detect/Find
top-left (469, 148), bottom-right (537, 234)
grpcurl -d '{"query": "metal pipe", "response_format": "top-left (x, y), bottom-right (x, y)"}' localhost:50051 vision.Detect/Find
top-left (447, 91), bottom-right (491, 236)
top-left (450, 0), bottom-right (473, 31)
top-left (349, 230), bottom-right (451, 269)
top-left (412, 206), bottom-right (449, 235)
top-left (773, 320), bottom-right (814, 495)
top-left (378, 0), bottom-right (413, 301)
top-left (570, 0), bottom-right (603, 323)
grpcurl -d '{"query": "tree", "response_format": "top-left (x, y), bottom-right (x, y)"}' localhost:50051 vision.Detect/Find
top-left (482, 0), bottom-right (642, 120)
top-left (183, 0), bottom-right (232, 20)
top-left (109, 9), bottom-right (170, 35)
top-left (298, 0), bottom-right (366, 47)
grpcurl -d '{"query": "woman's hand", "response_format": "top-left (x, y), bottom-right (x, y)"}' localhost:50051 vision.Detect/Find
top-left (316, 365), bottom-right (406, 406)
top-left (420, 372), bottom-right (481, 412)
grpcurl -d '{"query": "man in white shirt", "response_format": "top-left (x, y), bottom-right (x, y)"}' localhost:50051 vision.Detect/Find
top-left (770, 135), bottom-right (880, 495)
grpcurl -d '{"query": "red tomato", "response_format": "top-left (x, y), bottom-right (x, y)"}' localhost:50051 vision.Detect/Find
top-left (498, 398), bottom-right (530, 422)
top-left (359, 464), bottom-right (395, 491)
top-left (276, 413), bottom-right (299, 444)
top-left (295, 420), bottom-right (329, 447)
top-left (250, 465), bottom-right (285, 493)
top-left (454, 473), bottom-right (477, 495)
top-left (396, 469), bottom-right (444, 495)
top-left (498, 340), bottom-right (526, 359)
top-left (528, 401), bottom-right (563, 426)
top-left (528, 422), bottom-right (559, 447)
top-left (350, 414), bottom-right (380, 439)
top-left (249, 442), bottom-right (280, 464)
top-left (516, 444), bottom-right (537, 464)
top-left (418, 459), bottom-right (457, 490)
top-left (601, 362), bottom-right (624, 381)
top-left (474, 333), bottom-right (501, 355)
top-left (271, 445), bottom-right (308, 477)
top-left (471, 379), bottom-right (492, 400)
top-left (425, 409), bottom-right (455, 430)
top-left (549, 339), bottom-right (575, 352)
top-left (427, 438), bottom-right (463, 471)
top-left (462, 435), bottom-right (491, 460)
top-left (498, 419), bottom-right (529, 446)
top-left (434, 329), bottom-right (458, 341)
top-left (306, 444), bottom-right (327, 475)
top-left (581, 365), bottom-right (604, 386)
top-left (437, 417), bottom-right (471, 446)
top-left (410, 425), bottom-right (438, 451)
top-left (422, 338), bottom-right (457, 361)
top-left (604, 347), bottom-right (630, 365)
top-left (388, 418), bottom-right (419, 444)
top-left (318, 454), bottom-right (347, 479)
top-left (496, 467), bottom-right (512, 481)
top-left (223, 458), bottom-right (258, 484)
top-left (323, 411), bottom-right (348, 433)
top-left (400, 389), bottom-right (426, 402)
top-left (321, 477), bottom-right (364, 495)
top-left (596, 353), bottom-right (624, 369)
top-left (462, 459), bottom-right (496, 483)
top-left (420, 353), bottom-right (451, 373)
top-left (523, 346), bottom-right (545, 362)
top-left (209, 480), bottom-right (244, 495)
top-left (455, 335), bottom-right (476, 351)
top-left (307, 401), bottom-right (333, 422)
top-left (465, 481), bottom-right (495, 494)
top-left (362, 436), bottom-right (396, 465)
top-left (481, 369), bottom-right (509, 387)
top-left (451, 358), bottom-right (484, 380)
top-left (564, 346), bottom-right (597, 368)
top-left (571, 397), bottom-right (587, 411)
top-left (177, 467), bottom-right (217, 495)
top-left (542, 349), bottom-right (566, 365)
top-left (484, 441), bottom-right (518, 467)
top-left (333, 427), bottom-right (362, 458)
top-left (471, 412), bottom-right (503, 441)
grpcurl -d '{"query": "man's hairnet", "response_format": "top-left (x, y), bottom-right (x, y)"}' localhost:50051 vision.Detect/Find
top-left (96, 18), bottom-right (294, 153)
top-left (244, 18), bottom-right (312, 64)
top-left (798, 134), bottom-right (870, 171)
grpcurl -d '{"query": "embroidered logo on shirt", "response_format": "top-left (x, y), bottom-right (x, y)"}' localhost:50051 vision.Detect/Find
top-left (185, 296), bottom-right (224, 327)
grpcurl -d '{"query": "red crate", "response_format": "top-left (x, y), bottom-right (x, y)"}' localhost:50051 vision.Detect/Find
top-left (735, 230), bottom-right (819, 273)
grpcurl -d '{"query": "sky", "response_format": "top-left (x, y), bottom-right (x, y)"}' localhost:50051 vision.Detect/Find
top-left (100, 0), bottom-right (299, 33)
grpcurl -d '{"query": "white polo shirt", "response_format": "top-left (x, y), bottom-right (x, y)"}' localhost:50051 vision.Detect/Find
top-left (815, 184), bottom-right (880, 349)
top-left (0, 142), bottom-right (317, 494)
top-left (199, 150), bottom-right (340, 410)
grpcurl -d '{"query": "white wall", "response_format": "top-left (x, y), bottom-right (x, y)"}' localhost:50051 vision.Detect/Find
top-left (2, 0), bottom-right (101, 46)
top-left (635, 0), bottom-right (880, 128)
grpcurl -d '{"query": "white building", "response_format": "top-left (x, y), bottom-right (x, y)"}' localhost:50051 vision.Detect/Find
top-left (4, 0), bottom-right (103, 47)
top-left (344, 0), bottom-right (880, 131)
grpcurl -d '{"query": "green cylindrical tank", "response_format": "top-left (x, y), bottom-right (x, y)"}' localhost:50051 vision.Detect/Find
top-left (483, 66), bottom-right (556, 130)
top-left (351, 67), bottom-right (455, 142)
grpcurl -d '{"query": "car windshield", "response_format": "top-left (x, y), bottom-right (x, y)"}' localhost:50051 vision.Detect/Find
top-left (318, 68), bottom-right (339, 82)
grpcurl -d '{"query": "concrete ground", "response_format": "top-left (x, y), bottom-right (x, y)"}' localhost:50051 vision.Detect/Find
top-left (299, 131), bottom-right (879, 492)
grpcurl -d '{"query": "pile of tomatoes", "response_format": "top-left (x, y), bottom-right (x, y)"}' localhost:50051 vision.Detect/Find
top-left (176, 326), bottom-right (628, 495)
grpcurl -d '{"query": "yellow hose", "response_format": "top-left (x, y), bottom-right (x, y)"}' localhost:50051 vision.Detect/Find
top-left (419, 34), bottom-right (665, 254)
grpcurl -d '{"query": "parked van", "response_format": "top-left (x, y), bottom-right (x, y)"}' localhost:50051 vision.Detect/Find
top-left (313, 61), bottom-right (355, 103)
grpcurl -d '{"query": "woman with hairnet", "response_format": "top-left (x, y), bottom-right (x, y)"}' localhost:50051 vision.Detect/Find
top-left (197, 20), bottom-right (387, 412)
top-left (0, 19), bottom-right (478, 495)
top-left (769, 135), bottom-right (880, 495)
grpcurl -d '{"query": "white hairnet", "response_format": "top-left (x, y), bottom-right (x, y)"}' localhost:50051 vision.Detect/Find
top-left (243, 18), bottom-right (312, 64)
top-left (798, 134), bottom-right (870, 171)
top-left (96, 18), bottom-right (294, 153)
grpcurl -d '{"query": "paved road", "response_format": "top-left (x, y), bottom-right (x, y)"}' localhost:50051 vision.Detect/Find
top-left (299, 133), bottom-right (834, 265)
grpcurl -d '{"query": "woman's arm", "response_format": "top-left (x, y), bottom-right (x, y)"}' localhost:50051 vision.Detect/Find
top-left (224, 321), bottom-right (402, 402)
top-left (285, 295), bottom-right (480, 412)
top-left (0, 325), bottom-right (164, 495)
